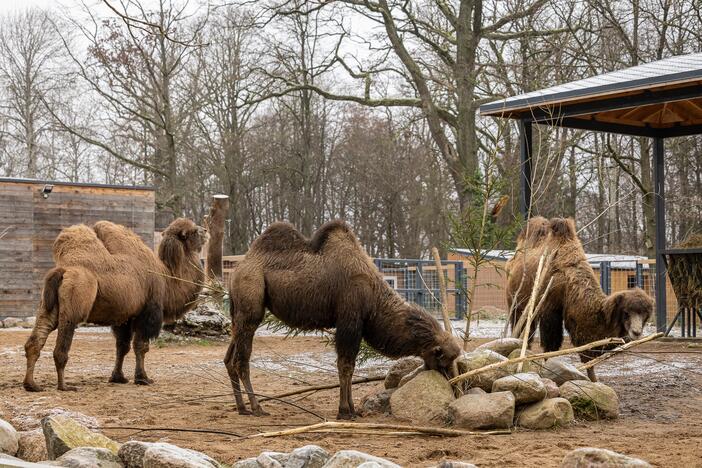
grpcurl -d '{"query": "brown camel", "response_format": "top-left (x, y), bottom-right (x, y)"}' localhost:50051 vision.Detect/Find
top-left (23, 218), bottom-right (207, 391)
top-left (226, 220), bottom-right (460, 419)
top-left (507, 217), bottom-right (653, 381)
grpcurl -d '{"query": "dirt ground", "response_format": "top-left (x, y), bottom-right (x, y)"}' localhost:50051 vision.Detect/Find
top-left (1, 328), bottom-right (701, 467)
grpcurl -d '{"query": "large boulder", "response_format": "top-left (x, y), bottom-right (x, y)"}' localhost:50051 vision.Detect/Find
top-left (384, 357), bottom-right (423, 389)
top-left (0, 418), bottom-right (19, 456)
top-left (492, 373), bottom-right (546, 405)
top-left (561, 448), bottom-right (652, 467)
top-left (55, 447), bottom-right (124, 468)
top-left (539, 358), bottom-right (588, 386)
top-left (560, 381), bottom-right (619, 420)
top-left (121, 442), bottom-right (220, 468)
top-left (455, 349), bottom-right (508, 392)
top-left (42, 415), bottom-right (120, 460)
top-left (286, 445), bottom-right (330, 468)
top-left (359, 389), bottom-right (394, 416)
top-left (119, 441), bottom-right (151, 468)
top-left (505, 349), bottom-right (544, 374)
top-left (476, 338), bottom-right (523, 357)
top-left (17, 428), bottom-right (48, 462)
top-left (516, 398), bottom-right (574, 429)
top-left (389, 371), bottom-right (455, 424)
top-left (321, 450), bottom-right (399, 468)
top-left (166, 303), bottom-right (231, 337)
top-left (448, 391), bottom-right (515, 430)
top-left (256, 452), bottom-right (288, 468)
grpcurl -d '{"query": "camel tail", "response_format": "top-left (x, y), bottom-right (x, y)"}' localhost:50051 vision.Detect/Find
top-left (134, 301), bottom-right (163, 340)
top-left (42, 268), bottom-right (65, 312)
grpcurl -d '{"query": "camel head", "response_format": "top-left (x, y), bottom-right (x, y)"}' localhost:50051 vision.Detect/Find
top-left (158, 218), bottom-right (208, 270)
top-left (421, 330), bottom-right (461, 375)
top-left (404, 302), bottom-right (461, 375)
top-left (606, 288), bottom-right (653, 341)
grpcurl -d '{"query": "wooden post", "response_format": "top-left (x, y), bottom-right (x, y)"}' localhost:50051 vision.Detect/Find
top-left (204, 194), bottom-right (229, 282)
top-left (431, 247), bottom-right (452, 334)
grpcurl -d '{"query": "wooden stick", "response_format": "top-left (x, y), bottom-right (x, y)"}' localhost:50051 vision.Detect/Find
top-left (432, 247), bottom-right (452, 334)
top-left (449, 337), bottom-right (624, 384)
top-left (578, 332), bottom-right (664, 370)
top-left (204, 194), bottom-right (229, 281)
top-left (516, 249), bottom-right (550, 371)
top-left (246, 421), bottom-right (511, 439)
top-left (258, 375), bottom-right (385, 402)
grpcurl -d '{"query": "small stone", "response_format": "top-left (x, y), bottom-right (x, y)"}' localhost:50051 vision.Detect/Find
top-left (55, 447), bottom-right (124, 468)
top-left (448, 391), bottom-right (515, 430)
top-left (560, 448), bottom-right (652, 467)
top-left (517, 398), bottom-right (574, 429)
top-left (476, 338), bottom-right (523, 357)
top-left (455, 349), bottom-right (508, 392)
top-left (384, 357), bottom-right (423, 389)
top-left (389, 371), bottom-right (455, 424)
top-left (539, 358), bottom-right (589, 385)
top-left (321, 450), bottom-right (400, 468)
top-left (285, 445), bottom-right (330, 468)
top-left (492, 373), bottom-right (546, 405)
top-left (560, 381), bottom-right (619, 420)
top-left (505, 349), bottom-right (544, 374)
top-left (17, 428), bottom-right (48, 462)
top-left (142, 442), bottom-right (220, 468)
top-left (42, 415), bottom-right (120, 460)
top-left (233, 459), bottom-right (261, 468)
top-left (0, 418), bottom-right (19, 456)
top-left (541, 378), bottom-right (559, 398)
top-left (359, 389), bottom-right (393, 416)
top-left (432, 462), bottom-right (478, 468)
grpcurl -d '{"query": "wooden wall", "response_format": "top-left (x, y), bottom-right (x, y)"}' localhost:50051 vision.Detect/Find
top-left (0, 179), bottom-right (155, 319)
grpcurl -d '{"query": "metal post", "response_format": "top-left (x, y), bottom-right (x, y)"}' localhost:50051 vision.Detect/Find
top-left (415, 262), bottom-right (424, 308)
top-left (456, 262), bottom-right (465, 319)
top-left (653, 137), bottom-right (667, 333)
top-left (600, 261), bottom-right (611, 295)
top-left (519, 119), bottom-right (533, 219)
top-left (635, 262), bottom-right (644, 289)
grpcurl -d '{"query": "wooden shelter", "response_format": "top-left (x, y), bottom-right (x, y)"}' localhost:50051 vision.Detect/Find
top-left (0, 178), bottom-right (155, 319)
top-left (480, 53), bottom-right (702, 334)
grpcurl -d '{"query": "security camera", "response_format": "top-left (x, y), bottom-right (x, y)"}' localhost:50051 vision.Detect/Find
top-left (40, 184), bottom-right (54, 199)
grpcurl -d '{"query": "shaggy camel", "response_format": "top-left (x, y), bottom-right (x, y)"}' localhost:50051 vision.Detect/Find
top-left (23, 218), bottom-right (207, 391)
top-left (226, 220), bottom-right (460, 419)
top-left (507, 217), bottom-right (653, 381)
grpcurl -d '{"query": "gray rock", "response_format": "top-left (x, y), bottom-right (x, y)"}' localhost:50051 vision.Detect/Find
top-left (0, 452), bottom-right (22, 462)
top-left (42, 415), bottom-right (120, 460)
top-left (142, 442), bottom-right (220, 468)
top-left (17, 428), bottom-right (48, 462)
top-left (516, 398), bottom-right (574, 429)
top-left (356, 463), bottom-right (383, 468)
top-left (397, 365), bottom-right (424, 388)
top-left (492, 373), bottom-right (546, 405)
top-left (456, 350), bottom-right (508, 392)
top-left (321, 450), bottom-right (399, 468)
top-left (359, 390), bottom-right (393, 416)
top-left (560, 448), bottom-right (652, 467)
top-left (0, 418), bottom-right (19, 456)
top-left (118, 441), bottom-right (151, 468)
top-left (257, 452), bottom-right (288, 468)
top-left (465, 387), bottom-right (486, 395)
top-left (56, 447), bottom-right (124, 468)
top-left (560, 381), bottom-right (619, 420)
top-left (384, 357), bottom-right (423, 389)
top-left (232, 459), bottom-right (261, 468)
top-left (539, 358), bottom-right (589, 386)
top-left (431, 462), bottom-right (478, 468)
top-left (476, 338), bottom-right (523, 357)
top-left (166, 303), bottom-right (230, 337)
top-left (285, 445), bottom-right (330, 468)
top-left (541, 378), bottom-right (560, 398)
top-left (448, 391), bottom-right (515, 430)
top-left (389, 370), bottom-right (455, 424)
top-left (505, 349), bottom-right (544, 374)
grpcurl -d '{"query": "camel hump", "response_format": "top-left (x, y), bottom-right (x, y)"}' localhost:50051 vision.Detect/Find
top-left (309, 220), bottom-right (354, 252)
top-left (517, 216), bottom-right (550, 246)
top-left (252, 222), bottom-right (308, 252)
top-left (93, 220), bottom-right (152, 257)
top-left (53, 224), bottom-right (110, 262)
top-left (549, 217), bottom-right (576, 241)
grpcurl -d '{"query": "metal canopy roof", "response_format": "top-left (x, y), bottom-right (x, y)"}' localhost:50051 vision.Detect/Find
top-left (480, 53), bottom-right (702, 138)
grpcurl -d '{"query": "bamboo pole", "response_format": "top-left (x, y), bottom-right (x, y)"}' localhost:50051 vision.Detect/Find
top-left (432, 247), bottom-right (453, 334)
top-left (246, 421), bottom-right (511, 439)
top-left (577, 332), bottom-right (664, 370)
top-left (516, 249), bottom-right (549, 372)
top-left (449, 337), bottom-right (624, 385)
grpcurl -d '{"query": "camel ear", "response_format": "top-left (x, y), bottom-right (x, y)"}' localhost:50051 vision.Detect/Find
top-left (159, 234), bottom-right (184, 271)
top-left (550, 218), bottom-right (576, 241)
top-left (433, 345), bottom-right (444, 360)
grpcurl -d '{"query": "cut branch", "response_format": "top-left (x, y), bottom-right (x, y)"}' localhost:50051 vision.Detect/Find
top-left (578, 332), bottom-right (664, 371)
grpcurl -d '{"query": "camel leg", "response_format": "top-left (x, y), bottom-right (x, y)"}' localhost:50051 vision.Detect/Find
top-left (580, 353), bottom-right (598, 382)
top-left (224, 341), bottom-right (248, 414)
top-left (54, 318), bottom-right (77, 391)
top-left (334, 325), bottom-right (362, 420)
top-left (109, 321), bottom-right (132, 383)
top-left (236, 324), bottom-right (267, 416)
top-left (133, 335), bottom-right (153, 385)
top-left (23, 308), bottom-right (58, 392)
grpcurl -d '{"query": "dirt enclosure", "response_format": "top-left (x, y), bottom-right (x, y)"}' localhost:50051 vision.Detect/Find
top-left (1, 328), bottom-right (701, 467)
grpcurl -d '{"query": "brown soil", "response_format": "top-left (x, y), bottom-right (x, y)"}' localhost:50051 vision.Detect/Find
top-left (1, 329), bottom-right (701, 467)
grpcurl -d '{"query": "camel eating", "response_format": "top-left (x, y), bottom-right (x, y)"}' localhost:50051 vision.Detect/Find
top-left (23, 218), bottom-right (207, 392)
top-left (225, 220), bottom-right (461, 419)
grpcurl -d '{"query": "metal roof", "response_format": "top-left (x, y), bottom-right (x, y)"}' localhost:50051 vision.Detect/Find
top-left (481, 53), bottom-right (702, 116)
top-left (0, 177), bottom-right (154, 191)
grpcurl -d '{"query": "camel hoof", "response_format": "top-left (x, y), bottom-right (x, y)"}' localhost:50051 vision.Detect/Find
top-left (336, 411), bottom-right (356, 420)
top-left (237, 408), bottom-right (253, 416)
top-left (252, 408), bottom-right (269, 417)
top-left (134, 377), bottom-right (154, 385)
top-left (58, 385), bottom-right (78, 392)
top-left (23, 382), bottom-right (42, 392)
top-left (109, 375), bottom-right (129, 384)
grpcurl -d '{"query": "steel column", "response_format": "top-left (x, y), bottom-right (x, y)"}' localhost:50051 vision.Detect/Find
top-left (653, 137), bottom-right (667, 332)
top-left (519, 119), bottom-right (533, 218)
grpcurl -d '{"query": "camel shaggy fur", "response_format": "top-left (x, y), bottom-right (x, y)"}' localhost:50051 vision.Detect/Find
top-left (507, 217), bottom-right (653, 381)
top-left (23, 218), bottom-right (207, 391)
top-left (226, 220), bottom-right (460, 419)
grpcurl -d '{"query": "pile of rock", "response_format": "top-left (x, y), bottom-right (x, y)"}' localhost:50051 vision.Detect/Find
top-left (0, 413), bottom-right (224, 467)
top-left (163, 302), bottom-right (231, 338)
top-left (364, 338), bottom-right (621, 430)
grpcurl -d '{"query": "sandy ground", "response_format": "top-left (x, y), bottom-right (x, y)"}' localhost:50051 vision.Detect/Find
top-left (1, 327), bottom-right (702, 468)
